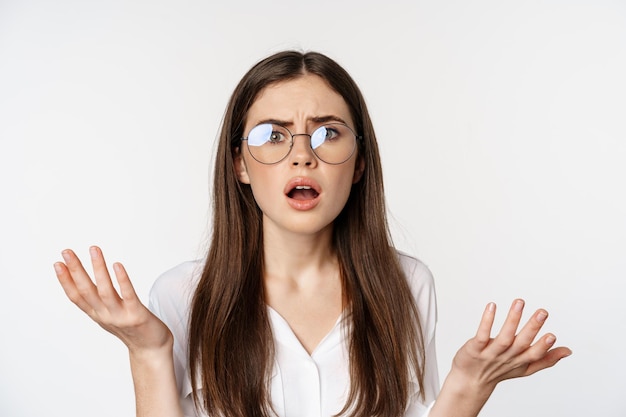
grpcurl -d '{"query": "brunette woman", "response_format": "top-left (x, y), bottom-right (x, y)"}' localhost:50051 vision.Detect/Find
top-left (55, 51), bottom-right (571, 417)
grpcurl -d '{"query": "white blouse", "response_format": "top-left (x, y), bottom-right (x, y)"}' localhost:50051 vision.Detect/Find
top-left (148, 252), bottom-right (439, 417)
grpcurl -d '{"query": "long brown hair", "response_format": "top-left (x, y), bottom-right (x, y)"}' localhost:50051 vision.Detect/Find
top-left (189, 51), bottom-right (425, 417)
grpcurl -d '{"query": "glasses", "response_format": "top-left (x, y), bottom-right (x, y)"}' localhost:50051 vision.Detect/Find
top-left (241, 123), bottom-right (361, 165)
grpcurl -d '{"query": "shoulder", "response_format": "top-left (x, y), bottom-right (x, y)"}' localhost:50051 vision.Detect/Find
top-left (396, 250), bottom-right (435, 294)
top-left (148, 260), bottom-right (204, 322)
top-left (150, 260), bottom-right (203, 294)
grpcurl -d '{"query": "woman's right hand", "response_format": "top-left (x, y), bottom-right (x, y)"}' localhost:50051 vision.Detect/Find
top-left (56, 246), bottom-right (184, 417)
top-left (54, 246), bottom-right (172, 354)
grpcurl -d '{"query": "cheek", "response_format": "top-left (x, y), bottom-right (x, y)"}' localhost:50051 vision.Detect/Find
top-left (332, 167), bottom-right (359, 206)
top-left (245, 165), bottom-right (280, 208)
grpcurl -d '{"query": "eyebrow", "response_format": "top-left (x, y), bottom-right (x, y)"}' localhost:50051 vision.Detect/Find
top-left (255, 115), bottom-right (350, 127)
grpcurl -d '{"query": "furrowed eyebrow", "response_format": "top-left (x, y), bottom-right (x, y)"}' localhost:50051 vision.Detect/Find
top-left (255, 118), bottom-right (291, 126)
top-left (310, 115), bottom-right (349, 125)
top-left (254, 115), bottom-right (349, 127)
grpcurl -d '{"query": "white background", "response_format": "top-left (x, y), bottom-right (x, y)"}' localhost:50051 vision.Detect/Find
top-left (1, 0), bottom-right (625, 416)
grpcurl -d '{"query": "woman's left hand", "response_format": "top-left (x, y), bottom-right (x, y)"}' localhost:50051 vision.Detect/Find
top-left (452, 299), bottom-right (571, 389)
top-left (431, 299), bottom-right (572, 417)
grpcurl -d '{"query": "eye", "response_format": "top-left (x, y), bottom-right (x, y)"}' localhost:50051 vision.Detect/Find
top-left (311, 125), bottom-right (343, 149)
top-left (268, 130), bottom-right (286, 144)
top-left (323, 127), bottom-right (340, 141)
top-left (247, 124), bottom-right (289, 147)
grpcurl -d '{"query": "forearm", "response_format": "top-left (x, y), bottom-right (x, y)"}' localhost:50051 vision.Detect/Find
top-left (129, 343), bottom-right (183, 417)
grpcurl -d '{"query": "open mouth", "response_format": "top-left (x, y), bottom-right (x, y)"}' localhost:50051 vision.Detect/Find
top-left (287, 185), bottom-right (320, 200)
top-left (284, 178), bottom-right (322, 206)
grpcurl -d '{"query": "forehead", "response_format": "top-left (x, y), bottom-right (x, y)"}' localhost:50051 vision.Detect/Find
top-left (245, 74), bottom-right (353, 127)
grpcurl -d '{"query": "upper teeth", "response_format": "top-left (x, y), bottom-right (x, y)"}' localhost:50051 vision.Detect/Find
top-left (295, 186), bottom-right (311, 190)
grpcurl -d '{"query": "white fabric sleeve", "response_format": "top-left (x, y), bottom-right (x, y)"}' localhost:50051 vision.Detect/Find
top-left (148, 261), bottom-right (203, 417)
top-left (399, 251), bottom-right (441, 416)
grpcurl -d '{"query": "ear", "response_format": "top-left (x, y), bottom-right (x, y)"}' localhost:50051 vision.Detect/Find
top-left (352, 156), bottom-right (365, 184)
top-left (233, 148), bottom-right (251, 184)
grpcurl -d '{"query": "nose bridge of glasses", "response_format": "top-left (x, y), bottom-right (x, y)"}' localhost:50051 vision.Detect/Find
top-left (290, 132), bottom-right (312, 140)
top-left (290, 132), bottom-right (314, 149)
top-left (291, 126), bottom-right (327, 150)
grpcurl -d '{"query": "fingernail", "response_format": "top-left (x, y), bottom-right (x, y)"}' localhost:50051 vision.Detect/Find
top-left (53, 263), bottom-right (63, 273)
top-left (514, 299), bottom-right (524, 312)
top-left (90, 246), bottom-right (99, 258)
top-left (546, 335), bottom-right (556, 345)
top-left (61, 250), bottom-right (71, 262)
top-left (536, 311), bottom-right (548, 323)
top-left (487, 302), bottom-right (495, 312)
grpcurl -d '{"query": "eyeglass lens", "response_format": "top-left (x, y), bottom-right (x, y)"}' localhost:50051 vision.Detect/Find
top-left (245, 123), bottom-right (357, 164)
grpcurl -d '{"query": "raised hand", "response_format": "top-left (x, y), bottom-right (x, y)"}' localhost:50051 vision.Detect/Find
top-left (55, 246), bottom-right (183, 417)
top-left (453, 299), bottom-right (572, 388)
top-left (431, 299), bottom-right (572, 417)
top-left (54, 246), bottom-right (172, 353)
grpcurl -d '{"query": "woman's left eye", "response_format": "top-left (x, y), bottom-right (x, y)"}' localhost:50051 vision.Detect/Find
top-left (324, 128), bottom-right (339, 140)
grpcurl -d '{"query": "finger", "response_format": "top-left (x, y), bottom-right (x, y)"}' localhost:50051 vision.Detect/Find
top-left (523, 337), bottom-right (572, 376)
top-left (515, 333), bottom-right (558, 366)
top-left (61, 249), bottom-right (107, 311)
top-left (510, 309), bottom-right (549, 353)
top-left (112, 262), bottom-right (140, 305)
top-left (89, 246), bottom-right (122, 307)
top-left (54, 262), bottom-right (94, 312)
top-left (475, 302), bottom-right (496, 347)
top-left (491, 299), bottom-right (525, 352)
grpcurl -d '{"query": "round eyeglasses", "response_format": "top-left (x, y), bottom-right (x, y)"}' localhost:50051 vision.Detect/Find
top-left (241, 123), bottom-right (361, 165)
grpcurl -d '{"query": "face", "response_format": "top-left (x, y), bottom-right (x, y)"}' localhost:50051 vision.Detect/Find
top-left (235, 74), bottom-right (364, 238)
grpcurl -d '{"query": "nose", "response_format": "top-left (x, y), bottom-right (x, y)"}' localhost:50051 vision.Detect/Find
top-left (289, 133), bottom-right (318, 167)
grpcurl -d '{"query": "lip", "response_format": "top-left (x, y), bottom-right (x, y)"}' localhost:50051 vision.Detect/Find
top-left (284, 176), bottom-right (322, 211)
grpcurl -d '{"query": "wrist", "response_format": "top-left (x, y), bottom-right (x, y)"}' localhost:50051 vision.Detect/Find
top-left (128, 337), bottom-right (174, 365)
top-left (430, 370), bottom-right (496, 417)
top-left (442, 367), bottom-right (496, 403)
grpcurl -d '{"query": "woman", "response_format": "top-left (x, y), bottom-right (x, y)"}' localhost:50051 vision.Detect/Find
top-left (54, 51), bottom-right (571, 417)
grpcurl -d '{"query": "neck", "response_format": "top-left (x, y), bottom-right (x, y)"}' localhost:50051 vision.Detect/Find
top-left (262, 221), bottom-right (338, 289)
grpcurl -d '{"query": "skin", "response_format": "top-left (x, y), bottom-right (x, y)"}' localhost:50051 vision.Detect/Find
top-left (54, 74), bottom-right (571, 417)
